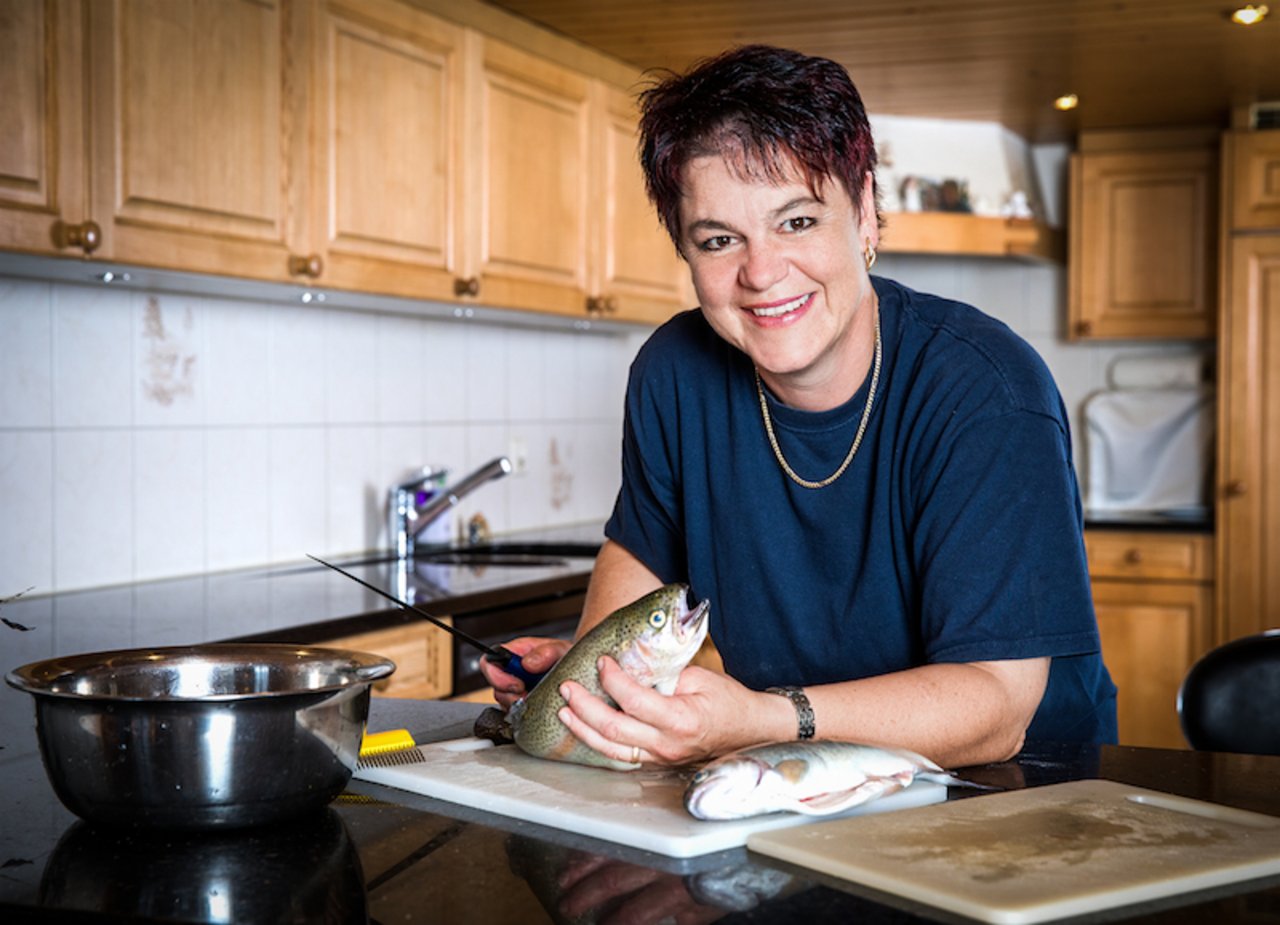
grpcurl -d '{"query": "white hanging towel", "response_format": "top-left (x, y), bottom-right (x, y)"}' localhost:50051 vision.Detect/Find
top-left (1084, 387), bottom-right (1215, 515)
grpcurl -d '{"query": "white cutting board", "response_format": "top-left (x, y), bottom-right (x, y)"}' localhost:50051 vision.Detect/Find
top-left (353, 737), bottom-right (946, 858)
top-left (749, 779), bottom-right (1280, 924)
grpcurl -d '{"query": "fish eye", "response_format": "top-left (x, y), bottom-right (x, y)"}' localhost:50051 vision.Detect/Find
top-left (649, 609), bottom-right (667, 628)
top-left (691, 769), bottom-right (708, 783)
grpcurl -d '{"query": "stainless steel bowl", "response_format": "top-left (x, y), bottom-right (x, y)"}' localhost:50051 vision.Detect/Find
top-left (6, 644), bottom-right (395, 829)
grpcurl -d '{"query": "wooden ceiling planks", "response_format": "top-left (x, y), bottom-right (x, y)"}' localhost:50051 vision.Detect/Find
top-left (482, 0), bottom-right (1280, 141)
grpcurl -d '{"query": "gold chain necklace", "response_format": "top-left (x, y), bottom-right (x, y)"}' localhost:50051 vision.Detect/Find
top-left (755, 307), bottom-right (882, 489)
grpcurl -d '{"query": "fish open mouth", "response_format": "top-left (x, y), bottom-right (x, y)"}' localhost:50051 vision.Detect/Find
top-left (677, 596), bottom-right (710, 642)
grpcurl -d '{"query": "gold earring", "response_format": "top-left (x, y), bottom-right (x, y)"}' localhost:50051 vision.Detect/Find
top-left (864, 241), bottom-right (877, 270)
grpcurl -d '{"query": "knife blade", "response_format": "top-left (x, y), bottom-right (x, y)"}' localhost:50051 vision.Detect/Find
top-left (306, 554), bottom-right (547, 689)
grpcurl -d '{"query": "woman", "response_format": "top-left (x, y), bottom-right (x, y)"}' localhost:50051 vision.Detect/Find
top-left (482, 45), bottom-right (1116, 769)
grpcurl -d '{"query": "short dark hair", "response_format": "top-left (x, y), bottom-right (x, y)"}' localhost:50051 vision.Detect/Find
top-left (637, 44), bottom-right (880, 247)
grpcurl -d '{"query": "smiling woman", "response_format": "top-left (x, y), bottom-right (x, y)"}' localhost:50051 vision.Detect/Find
top-left (481, 45), bottom-right (1118, 774)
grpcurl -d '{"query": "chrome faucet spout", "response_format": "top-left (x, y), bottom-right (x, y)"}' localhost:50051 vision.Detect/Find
top-left (389, 456), bottom-right (512, 558)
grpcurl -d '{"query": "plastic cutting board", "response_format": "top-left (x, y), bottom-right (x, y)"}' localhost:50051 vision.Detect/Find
top-left (748, 779), bottom-right (1280, 924)
top-left (352, 737), bottom-right (946, 858)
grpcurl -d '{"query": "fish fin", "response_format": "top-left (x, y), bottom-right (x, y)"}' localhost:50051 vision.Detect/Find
top-left (792, 778), bottom-right (904, 816)
top-left (773, 758), bottom-right (810, 784)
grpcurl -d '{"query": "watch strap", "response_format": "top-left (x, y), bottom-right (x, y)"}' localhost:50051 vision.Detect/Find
top-left (766, 685), bottom-right (815, 740)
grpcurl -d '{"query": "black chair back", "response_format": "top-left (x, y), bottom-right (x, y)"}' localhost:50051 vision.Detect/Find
top-left (1177, 629), bottom-right (1280, 755)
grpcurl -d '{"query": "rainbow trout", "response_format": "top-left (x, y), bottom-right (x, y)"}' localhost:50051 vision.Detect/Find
top-left (477, 583), bottom-right (709, 771)
top-left (684, 741), bottom-right (989, 820)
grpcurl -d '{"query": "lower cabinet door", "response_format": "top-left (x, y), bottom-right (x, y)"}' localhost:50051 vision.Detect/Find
top-left (1092, 579), bottom-right (1213, 749)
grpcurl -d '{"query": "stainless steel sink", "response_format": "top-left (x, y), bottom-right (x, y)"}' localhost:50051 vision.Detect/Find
top-left (323, 541), bottom-right (602, 570)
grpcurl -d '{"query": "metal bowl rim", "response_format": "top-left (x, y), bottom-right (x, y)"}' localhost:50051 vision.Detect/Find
top-left (4, 642), bottom-right (395, 702)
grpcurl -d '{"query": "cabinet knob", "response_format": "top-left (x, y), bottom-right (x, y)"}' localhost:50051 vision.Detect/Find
top-left (288, 253), bottom-right (324, 278)
top-left (58, 220), bottom-right (102, 255)
top-left (1075, 320), bottom-right (1093, 336)
top-left (1123, 548), bottom-right (1142, 565)
top-left (1225, 479), bottom-right (1247, 498)
top-left (454, 277), bottom-right (480, 297)
top-left (586, 295), bottom-right (618, 316)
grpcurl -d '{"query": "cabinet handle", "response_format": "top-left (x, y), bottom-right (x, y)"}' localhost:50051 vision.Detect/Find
top-left (58, 220), bottom-right (102, 255)
top-left (1123, 548), bottom-right (1142, 565)
top-left (288, 253), bottom-right (324, 278)
top-left (586, 295), bottom-right (619, 316)
top-left (1225, 479), bottom-right (1247, 497)
top-left (454, 277), bottom-right (480, 297)
top-left (1075, 320), bottom-right (1093, 336)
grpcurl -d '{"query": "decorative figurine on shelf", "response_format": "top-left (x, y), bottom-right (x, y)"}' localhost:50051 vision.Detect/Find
top-left (899, 175), bottom-right (924, 212)
top-left (1001, 190), bottom-right (1035, 220)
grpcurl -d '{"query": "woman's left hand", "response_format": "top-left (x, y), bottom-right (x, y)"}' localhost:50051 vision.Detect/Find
top-left (555, 656), bottom-right (786, 767)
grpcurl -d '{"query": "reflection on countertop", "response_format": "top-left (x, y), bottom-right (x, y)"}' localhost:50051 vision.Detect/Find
top-left (1084, 509), bottom-right (1213, 533)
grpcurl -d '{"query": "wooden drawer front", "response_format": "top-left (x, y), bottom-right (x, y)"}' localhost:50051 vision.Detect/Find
top-left (327, 621), bottom-right (452, 699)
top-left (1085, 531), bottom-right (1213, 581)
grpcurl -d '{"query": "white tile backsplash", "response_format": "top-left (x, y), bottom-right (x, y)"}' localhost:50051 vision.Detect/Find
top-left (269, 304), bottom-right (327, 425)
top-left (134, 293), bottom-right (203, 427)
top-left (0, 277), bottom-right (53, 428)
top-left (204, 296), bottom-right (271, 426)
top-left (0, 430), bottom-right (54, 594)
top-left (268, 426), bottom-right (328, 562)
top-left (52, 284), bottom-right (134, 428)
top-left (205, 427), bottom-right (270, 572)
top-left (324, 308), bottom-right (378, 424)
top-left (53, 429), bottom-right (133, 589)
top-left (1, 259), bottom-right (1204, 593)
top-left (134, 428), bottom-right (206, 581)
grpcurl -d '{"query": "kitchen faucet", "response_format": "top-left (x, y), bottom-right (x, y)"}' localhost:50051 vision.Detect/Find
top-left (388, 456), bottom-right (513, 558)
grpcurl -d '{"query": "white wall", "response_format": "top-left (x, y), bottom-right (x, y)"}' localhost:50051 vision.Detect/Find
top-left (0, 259), bottom-right (1207, 596)
top-left (0, 277), bottom-right (640, 594)
top-left (875, 254), bottom-right (1211, 482)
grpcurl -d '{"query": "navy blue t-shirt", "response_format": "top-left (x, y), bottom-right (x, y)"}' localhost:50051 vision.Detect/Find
top-left (605, 276), bottom-right (1117, 745)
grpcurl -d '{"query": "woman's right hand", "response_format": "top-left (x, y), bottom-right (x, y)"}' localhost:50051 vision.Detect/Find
top-left (479, 636), bottom-right (571, 709)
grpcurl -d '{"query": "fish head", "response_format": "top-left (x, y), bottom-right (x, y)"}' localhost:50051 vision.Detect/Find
top-left (612, 584), bottom-right (710, 692)
top-left (683, 755), bottom-right (772, 821)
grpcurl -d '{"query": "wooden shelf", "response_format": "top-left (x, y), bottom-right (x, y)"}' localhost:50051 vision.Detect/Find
top-left (880, 212), bottom-right (1063, 262)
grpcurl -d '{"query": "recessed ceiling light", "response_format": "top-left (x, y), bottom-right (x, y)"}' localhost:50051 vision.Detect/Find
top-left (1231, 4), bottom-right (1269, 25)
top-left (1054, 93), bottom-right (1079, 111)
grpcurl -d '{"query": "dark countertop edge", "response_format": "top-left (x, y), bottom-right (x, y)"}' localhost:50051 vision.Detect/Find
top-left (1084, 513), bottom-right (1214, 534)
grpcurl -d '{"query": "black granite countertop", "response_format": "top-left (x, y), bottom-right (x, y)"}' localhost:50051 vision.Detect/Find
top-left (4, 694), bottom-right (1279, 924)
top-left (5, 523), bottom-right (1279, 924)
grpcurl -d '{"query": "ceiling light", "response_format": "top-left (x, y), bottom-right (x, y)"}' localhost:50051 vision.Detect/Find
top-left (1231, 4), bottom-right (1269, 25)
top-left (1054, 93), bottom-right (1079, 111)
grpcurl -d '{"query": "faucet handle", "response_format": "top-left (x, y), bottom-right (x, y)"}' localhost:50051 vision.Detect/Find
top-left (393, 465), bottom-right (449, 493)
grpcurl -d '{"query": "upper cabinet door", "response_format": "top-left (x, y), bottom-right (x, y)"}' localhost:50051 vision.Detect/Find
top-left (1068, 142), bottom-right (1218, 340)
top-left (1229, 130), bottom-right (1280, 231)
top-left (465, 36), bottom-right (591, 316)
top-left (309, 0), bottom-right (465, 300)
top-left (590, 83), bottom-right (691, 325)
top-left (87, 0), bottom-right (307, 280)
top-left (0, 0), bottom-right (92, 257)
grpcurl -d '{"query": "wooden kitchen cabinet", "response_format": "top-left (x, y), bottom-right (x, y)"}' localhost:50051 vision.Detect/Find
top-left (1217, 131), bottom-right (1280, 645)
top-left (84, 0), bottom-right (310, 281)
top-left (587, 83), bottom-right (692, 324)
top-left (460, 35), bottom-right (593, 317)
top-left (1086, 530), bottom-right (1214, 749)
top-left (0, 0), bottom-right (92, 258)
top-left (1, 0), bottom-right (687, 323)
top-left (325, 620), bottom-right (453, 699)
top-left (304, 0), bottom-right (467, 301)
top-left (1068, 129), bottom-right (1218, 340)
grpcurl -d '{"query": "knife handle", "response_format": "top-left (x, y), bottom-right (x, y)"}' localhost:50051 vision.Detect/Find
top-left (486, 647), bottom-right (546, 691)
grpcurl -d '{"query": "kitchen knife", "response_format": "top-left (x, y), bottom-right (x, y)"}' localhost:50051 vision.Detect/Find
top-left (306, 554), bottom-right (547, 689)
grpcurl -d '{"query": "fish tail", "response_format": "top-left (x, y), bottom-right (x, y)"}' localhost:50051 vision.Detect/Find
top-left (918, 772), bottom-right (1001, 791)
